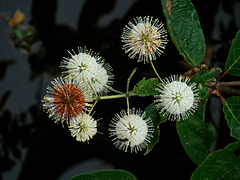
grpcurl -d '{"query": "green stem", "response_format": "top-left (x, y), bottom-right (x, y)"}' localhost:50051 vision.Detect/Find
top-left (91, 69), bottom-right (137, 109)
top-left (126, 97), bottom-right (130, 115)
top-left (150, 59), bottom-right (163, 82)
top-left (126, 68), bottom-right (137, 114)
top-left (88, 81), bottom-right (98, 97)
top-left (91, 69), bottom-right (138, 114)
top-left (88, 100), bottom-right (98, 114)
top-left (126, 68), bottom-right (137, 94)
top-left (104, 85), bottom-right (123, 94)
top-left (92, 92), bottom-right (136, 101)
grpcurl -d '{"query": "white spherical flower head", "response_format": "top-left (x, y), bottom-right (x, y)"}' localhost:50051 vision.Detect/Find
top-left (91, 63), bottom-right (114, 95)
top-left (61, 47), bottom-right (99, 82)
top-left (121, 16), bottom-right (168, 63)
top-left (109, 108), bottom-right (154, 153)
top-left (61, 47), bottom-right (114, 95)
top-left (155, 75), bottom-right (199, 121)
top-left (69, 113), bottom-right (97, 142)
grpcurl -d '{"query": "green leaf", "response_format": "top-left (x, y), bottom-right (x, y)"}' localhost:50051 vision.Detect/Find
top-left (176, 98), bottom-right (217, 165)
top-left (223, 96), bottom-right (240, 140)
top-left (190, 67), bottom-right (222, 102)
top-left (70, 169), bottom-right (137, 180)
top-left (225, 30), bottom-right (240, 76)
top-left (143, 103), bottom-right (162, 155)
top-left (133, 78), bottom-right (159, 96)
top-left (190, 68), bottom-right (222, 84)
top-left (161, 0), bottom-right (206, 67)
top-left (191, 142), bottom-right (240, 180)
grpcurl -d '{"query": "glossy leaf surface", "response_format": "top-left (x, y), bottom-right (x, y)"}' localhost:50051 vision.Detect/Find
top-left (225, 30), bottom-right (240, 76)
top-left (133, 77), bottom-right (159, 96)
top-left (143, 103), bottom-right (161, 155)
top-left (191, 142), bottom-right (240, 180)
top-left (223, 96), bottom-right (240, 140)
top-left (161, 0), bottom-right (206, 67)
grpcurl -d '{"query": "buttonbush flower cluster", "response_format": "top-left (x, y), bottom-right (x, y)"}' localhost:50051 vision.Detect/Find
top-left (69, 113), bottom-right (97, 142)
top-left (121, 16), bottom-right (168, 63)
top-left (43, 77), bottom-right (92, 125)
top-left (42, 16), bottom-right (199, 152)
top-left (109, 108), bottom-right (154, 153)
top-left (42, 47), bottom-right (113, 142)
top-left (61, 47), bottom-right (114, 95)
top-left (154, 75), bottom-right (199, 120)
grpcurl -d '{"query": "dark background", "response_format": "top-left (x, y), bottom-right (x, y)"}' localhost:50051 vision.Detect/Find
top-left (0, 0), bottom-right (239, 179)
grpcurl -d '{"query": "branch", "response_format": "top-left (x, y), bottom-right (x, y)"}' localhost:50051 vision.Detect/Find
top-left (206, 81), bottom-right (240, 98)
top-left (205, 81), bottom-right (240, 88)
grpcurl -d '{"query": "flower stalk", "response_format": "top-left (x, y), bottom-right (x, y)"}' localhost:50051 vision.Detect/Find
top-left (150, 59), bottom-right (163, 82)
top-left (126, 68), bottom-right (137, 114)
top-left (92, 92), bottom-right (136, 101)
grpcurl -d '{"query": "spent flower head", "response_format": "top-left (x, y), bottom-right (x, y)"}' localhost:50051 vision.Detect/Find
top-left (155, 75), bottom-right (199, 121)
top-left (121, 16), bottom-right (168, 63)
top-left (61, 47), bottom-right (114, 95)
top-left (69, 112), bottom-right (97, 142)
top-left (42, 77), bottom-right (92, 125)
top-left (109, 108), bottom-right (154, 153)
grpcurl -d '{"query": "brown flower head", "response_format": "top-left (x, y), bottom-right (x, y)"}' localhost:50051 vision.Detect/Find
top-left (43, 77), bottom-right (92, 125)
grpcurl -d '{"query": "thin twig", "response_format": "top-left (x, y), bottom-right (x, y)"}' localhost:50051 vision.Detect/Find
top-left (88, 100), bottom-right (98, 114)
top-left (149, 59), bottom-right (163, 82)
top-left (216, 70), bottom-right (228, 84)
top-left (88, 81), bottom-right (98, 97)
top-left (126, 68), bottom-right (137, 114)
top-left (103, 85), bottom-right (123, 94)
top-left (205, 81), bottom-right (240, 88)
